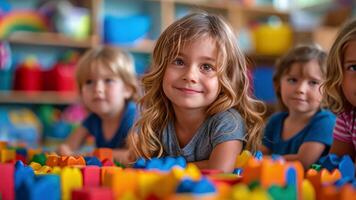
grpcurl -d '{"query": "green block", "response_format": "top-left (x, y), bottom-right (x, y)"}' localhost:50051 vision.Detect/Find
top-left (114, 161), bottom-right (126, 168)
top-left (31, 153), bottom-right (47, 165)
top-left (311, 164), bottom-right (322, 171)
top-left (268, 185), bottom-right (296, 200)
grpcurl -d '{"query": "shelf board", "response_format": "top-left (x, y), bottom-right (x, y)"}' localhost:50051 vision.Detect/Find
top-left (0, 91), bottom-right (79, 104)
top-left (5, 31), bottom-right (99, 48)
top-left (122, 39), bottom-right (156, 53)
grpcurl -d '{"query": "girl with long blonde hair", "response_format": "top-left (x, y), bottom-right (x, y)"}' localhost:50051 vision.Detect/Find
top-left (128, 12), bottom-right (265, 172)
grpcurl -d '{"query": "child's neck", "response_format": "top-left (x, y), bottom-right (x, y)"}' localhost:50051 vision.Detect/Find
top-left (173, 108), bottom-right (206, 147)
top-left (282, 109), bottom-right (317, 140)
top-left (100, 111), bottom-right (123, 142)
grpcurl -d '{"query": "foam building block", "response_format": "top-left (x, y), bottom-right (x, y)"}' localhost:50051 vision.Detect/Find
top-left (60, 167), bottom-right (83, 200)
top-left (92, 148), bottom-right (112, 162)
top-left (72, 188), bottom-right (113, 200)
top-left (0, 163), bottom-right (15, 200)
top-left (16, 175), bottom-right (60, 200)
top-left (81, 166), bottom-right (100, 187)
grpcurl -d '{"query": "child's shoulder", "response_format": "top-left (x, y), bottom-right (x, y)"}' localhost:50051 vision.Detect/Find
top-left (313, 109), bottom-right (336, 121)
top-left (211, 108), bottom-right (242, 121)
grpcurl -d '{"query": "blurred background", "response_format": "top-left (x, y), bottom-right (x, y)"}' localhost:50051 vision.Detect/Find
top-left (0, 0), bottom-right (354, 149)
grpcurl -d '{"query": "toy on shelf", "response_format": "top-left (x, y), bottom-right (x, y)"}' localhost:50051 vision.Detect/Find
top-left (0, 10), bottom-right (49, 39)
top-left (13, 56), bottom-right (42, 91)
top-left (0, 41), bottom-right (12, 90)
top-left (42, 51), bottom-right (79, 92)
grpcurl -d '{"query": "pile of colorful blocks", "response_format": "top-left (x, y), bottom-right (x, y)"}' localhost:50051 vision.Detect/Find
top-left (0, 141), bottom-right (355, 200)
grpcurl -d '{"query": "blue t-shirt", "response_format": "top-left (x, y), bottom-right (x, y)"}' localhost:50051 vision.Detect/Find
top-left (263, 109), bottom-right (336, 156)
top-left (161, 108), bottom-right (246, 162)
top-left (82, 101), bottom-right (137, 148)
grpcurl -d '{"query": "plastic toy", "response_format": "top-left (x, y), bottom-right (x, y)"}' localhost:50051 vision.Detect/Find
top-left (72, 187), bottom-right (113, 200)
top-left (0, 11), bottom-right (48, 38)
top-left (13, 56), bottom-right (42, 91)
top-left (81, 166), bottom-right (101, 187)
top-left (93, 148), bottom-right (113, 162)
top-left (0, 163), bottom-right (14, 200)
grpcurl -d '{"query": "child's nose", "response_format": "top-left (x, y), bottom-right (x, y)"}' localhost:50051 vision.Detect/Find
top-left (182, 65), bottom-right (198, 83)
top-left (296, 82), bottom-right (307, 94)
top-left (94, 81), bottom-right (105, 93)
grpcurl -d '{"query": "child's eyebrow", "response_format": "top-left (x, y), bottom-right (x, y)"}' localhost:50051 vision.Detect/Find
top-left (344, 60), bottom-right (356, 64)
top-left (178, 52), bottom-right (216, 62)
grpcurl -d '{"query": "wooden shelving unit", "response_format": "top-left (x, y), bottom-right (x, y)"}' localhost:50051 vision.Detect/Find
top-left (7, 32), bottom-right (98, 49)
top-left (0, 91), bottom-right (79, 105)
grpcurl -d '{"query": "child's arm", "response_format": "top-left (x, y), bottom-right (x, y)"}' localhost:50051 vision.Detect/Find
top-left (260, 145), bottom-right (271, 155)
top-left (330, 139), bottom-right (356, 159)
top-left (283, 141), bottom-right (326, 170)
top-left (112, 148), bottom-right (131, 166)
top-left (193, 140), bottom-right (243, 173)
top-left (57, 126), bottom-right (89, 156)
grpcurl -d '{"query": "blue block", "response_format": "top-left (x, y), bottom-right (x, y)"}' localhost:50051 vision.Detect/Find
top-left (339, 155), bottom-right (355, 178)
top-left (16, 174), bottom-right (60, 200)
top-left (254, 151), bottom-right (263, 160)
top-left (133, 157), bottom-right (146, 169)
top-left (15, 163), bottom-right (34, 189)
top-left (84, 156), bottom-right (102, 167)
top-left (176, 179), bottom-right (195, 193)
top-left (233, 168), bottom-right (243, 176)
top-left (320, 154), bottom-right (340, 172)
top-left (192, 178), bottom-right (216, 194)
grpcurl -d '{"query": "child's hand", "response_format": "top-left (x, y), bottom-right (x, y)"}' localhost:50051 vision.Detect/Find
top-left (58, 144), bottom-right (73, 156)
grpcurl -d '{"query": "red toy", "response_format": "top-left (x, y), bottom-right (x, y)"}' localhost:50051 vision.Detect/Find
top-left (0, 163), bottom-right (15, 200)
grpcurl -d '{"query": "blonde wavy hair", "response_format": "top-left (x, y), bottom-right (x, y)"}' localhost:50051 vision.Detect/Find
top-left (323, 18), bottom-right (356, 113)
top-left (76, 45), bottom-right (139, 102)
top-left (274, 44), bottom-right (327, 111)
top-left (129, 12), bottom-right (266, 160)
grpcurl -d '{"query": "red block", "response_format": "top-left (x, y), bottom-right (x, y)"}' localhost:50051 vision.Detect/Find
top-left (72, 187), bottom-right (113, 200)
top-left (0, 163), bottom-right (15, 200)
top-left (81, 166), bottom-right (101, 187)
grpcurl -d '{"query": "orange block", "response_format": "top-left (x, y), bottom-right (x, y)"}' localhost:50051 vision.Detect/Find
top-left (93, 148), bottom-right (113, 162)
top-left (46, 155), bottom-right (60, 167)
top-left (101, 166), bottom-right (122, 186)
top-left (320, 185), bottom-right (340, 200)
top-left (340, 184), bottom-right (356, 200)
top-left (321, 169), bottom-right (341, 185)
top-left (66, 156), bottom-right (86, 166)
top-left (306, 169), bottom-right (322, 200)
top-left (0, 149), bottom-right (15, 163)
top-left (0, 141), bottom-right (7, 150)
top-left (260, 159), bottom-right (286, 188)
top-left (241, 158), bottom-right (262, 184)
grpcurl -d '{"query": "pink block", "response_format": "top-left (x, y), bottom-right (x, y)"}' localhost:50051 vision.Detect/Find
top-left (72, 187), bottom-right (113, 200)
top-left (0, 164), bottom-right (15, 200)
top-left (81, 166), bottom-right (101, 187)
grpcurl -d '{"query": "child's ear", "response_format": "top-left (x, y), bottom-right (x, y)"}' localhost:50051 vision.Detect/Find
top-left (123, 85), bottom-right (133, 100)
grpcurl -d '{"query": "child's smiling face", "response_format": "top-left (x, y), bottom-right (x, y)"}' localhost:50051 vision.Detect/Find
top-left (162, 36), bottom-right (220, 112)
top-left (342, 40), bottom-right (356, 107)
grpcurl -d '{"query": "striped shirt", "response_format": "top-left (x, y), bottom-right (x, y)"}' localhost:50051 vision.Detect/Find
top-left (333, 108), bottom-right (356, 150)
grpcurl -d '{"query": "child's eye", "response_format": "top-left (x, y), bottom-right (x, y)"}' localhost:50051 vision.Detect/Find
top-left (200, 64), bottom-right (215, 72)
top-left (172, 58), bottom-right (184, 66)
top-left (308, 80), bottom-right (320, 86)
top-left (104, 78), bottom-right (115, 84)
top-left (346, 64), bottom-right (356, 71)
top-left (85, 79), bottom-right (93, 85)
top-left (286, 78), bottom-right (297, 83)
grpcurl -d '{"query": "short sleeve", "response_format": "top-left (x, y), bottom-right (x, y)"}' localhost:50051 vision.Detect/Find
top-left (333, 113), bottom-right (353, 143)
top-left (304, 110), bottom-right (336, 146)
top-left (210, 109), bottom-right (246, 148)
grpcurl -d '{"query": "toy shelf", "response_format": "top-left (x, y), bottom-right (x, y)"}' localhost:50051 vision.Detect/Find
top-left (6, 32), bottom-right (100, 49)
top-left (0, 91), bottom-right (79, 105)
top-left (123, 39), bottom-right (156, 54)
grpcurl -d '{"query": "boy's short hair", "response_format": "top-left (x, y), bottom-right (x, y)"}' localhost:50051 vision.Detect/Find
top-left (76, 45), bottom-right (139, 101)
top-left (273, 44), bottom-right (327, 111)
